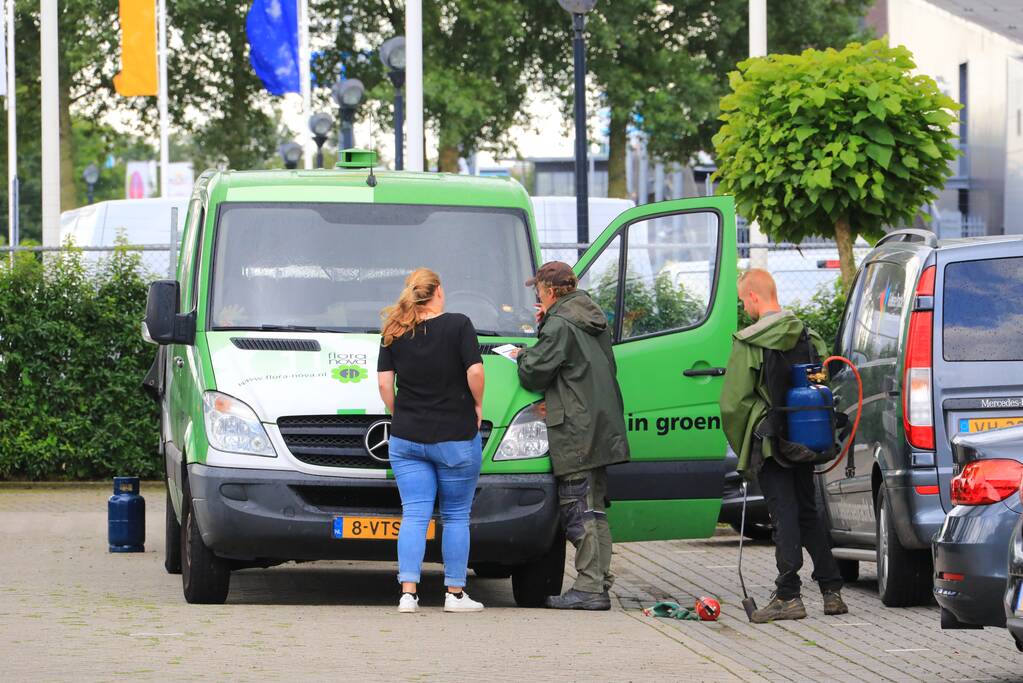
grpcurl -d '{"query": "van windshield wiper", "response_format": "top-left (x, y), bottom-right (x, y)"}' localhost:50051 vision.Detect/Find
top-left (258, 324), bottom-right (324, 332)
top-left (474, 329), bottom-right (503, 337)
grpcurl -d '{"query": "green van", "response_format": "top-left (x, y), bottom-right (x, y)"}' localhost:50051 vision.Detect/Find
top-left (142, 151), bottom-right (737, 605)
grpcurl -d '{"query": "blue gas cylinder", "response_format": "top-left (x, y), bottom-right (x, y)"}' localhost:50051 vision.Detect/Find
top-left (108, 477), bottom-right (145, 552)
top-left (786, 364), bottom-right (834, 453)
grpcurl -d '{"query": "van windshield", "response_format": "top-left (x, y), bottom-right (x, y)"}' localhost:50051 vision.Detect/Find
top-left (209, 203), bottom-right (538, 337)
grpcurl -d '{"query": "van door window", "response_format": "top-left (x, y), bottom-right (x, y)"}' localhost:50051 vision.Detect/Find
top-left (576, 233), bottom-right (621, 337)
top-left (620, 211), bottom-right (719, 340)
top-left (943, 256), bottom-right (1023, 361)
top-left (177, 199), bottom-right (202, 313)
top-left (189, 208), bottom-right (205, 310)
top-left (850, 261), bottom-right (905, 363)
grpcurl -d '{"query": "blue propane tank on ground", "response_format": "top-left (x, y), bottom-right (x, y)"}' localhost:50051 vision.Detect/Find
top-left (786, 363), bottom-right (834, 453)
top-left (108, 476), bottom-right (145, 552)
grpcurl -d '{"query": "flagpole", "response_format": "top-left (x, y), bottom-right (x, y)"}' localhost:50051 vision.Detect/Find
top-left (6, 0), bottom-right (17, 255)
top-left (405, 0), bottom-right (424, 172)
top-left (158, 0), bottom-right (169, 197)
top-left (299, 0), bottom-right (311, 169)
top-left (40, 0), bottom-right (59, 246)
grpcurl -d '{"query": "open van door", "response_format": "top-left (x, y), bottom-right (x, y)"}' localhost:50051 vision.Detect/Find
top-left (572, 196), bottom-right (737, 541)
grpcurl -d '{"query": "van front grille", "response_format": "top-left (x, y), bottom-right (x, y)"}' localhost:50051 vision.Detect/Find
top-left (231, 337), bottom-right (321, 352)
top-left (277, 414), bottom-right (493, 469)
top-left (278, 414), bottom-right (390, 469)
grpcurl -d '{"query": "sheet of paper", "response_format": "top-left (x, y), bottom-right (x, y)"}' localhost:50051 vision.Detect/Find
top-left (491, 343), bottom-right (520, 362)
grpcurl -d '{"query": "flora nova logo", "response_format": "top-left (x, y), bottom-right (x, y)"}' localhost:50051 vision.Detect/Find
top-left (332, 365), bottom-right (367, 384)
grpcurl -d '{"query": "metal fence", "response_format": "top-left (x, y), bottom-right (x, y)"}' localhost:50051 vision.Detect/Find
top-left (0, 243), bottom-right (179, 280)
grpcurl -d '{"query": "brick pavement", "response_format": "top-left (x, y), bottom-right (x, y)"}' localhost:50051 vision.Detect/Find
top-left (0, 485), bottom-right (1020, 682)
top-left (611, 533), bottom-right (1023, 682)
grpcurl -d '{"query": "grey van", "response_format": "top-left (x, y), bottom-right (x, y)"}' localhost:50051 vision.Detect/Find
top-left (819, 229), bottom-right (1023, 607)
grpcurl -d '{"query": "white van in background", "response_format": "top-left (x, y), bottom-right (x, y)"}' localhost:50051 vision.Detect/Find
top-left (60, 197), bottom-right (188, 275)
top-left (531, 196), bottom-right (635, 260)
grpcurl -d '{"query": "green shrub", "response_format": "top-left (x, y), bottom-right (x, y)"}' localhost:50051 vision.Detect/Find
top-left (0, 247), bottom-right (160, 480)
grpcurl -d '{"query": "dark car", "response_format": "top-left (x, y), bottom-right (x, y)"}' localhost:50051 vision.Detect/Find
top-left (933, 424), bottom-right (1023, 629)
top-left (1005, 510), bottom-right (1023, 651)
top-left (718, 447), bottom-right (772, 540)
top-left (818, 229), bottom-right (1023, 606)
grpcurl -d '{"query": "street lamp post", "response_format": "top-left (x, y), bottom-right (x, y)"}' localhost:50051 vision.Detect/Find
top-left (331, 79), bottom-right (365, 150)
top-left (558, 0), bottom-right (597, 251)
top-left (308, 113), bottom-right (334, 169)
top-left (380, 36), bottom-right (407, 170)
top-left (82, 163), bottom-right (100, 204)
top-left (279, 142), bottom-right (303, 170)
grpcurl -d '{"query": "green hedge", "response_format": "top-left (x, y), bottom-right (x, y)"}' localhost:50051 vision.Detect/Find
top-left (0, 248), bottom-right (160, 480)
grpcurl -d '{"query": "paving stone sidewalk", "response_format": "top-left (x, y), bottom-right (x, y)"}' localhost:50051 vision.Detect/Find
top-left (2, 485), bottom-right (1021, 682)
top-left (609, 532), bottom-right (1023, 682)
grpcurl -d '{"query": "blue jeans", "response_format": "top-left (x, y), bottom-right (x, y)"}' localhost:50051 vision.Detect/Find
top-left (389, 432), bottom-right (482, 587)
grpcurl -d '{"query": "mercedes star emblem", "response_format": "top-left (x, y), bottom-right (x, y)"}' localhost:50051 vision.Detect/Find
top-left (364, 420), bottom-right (391, 462)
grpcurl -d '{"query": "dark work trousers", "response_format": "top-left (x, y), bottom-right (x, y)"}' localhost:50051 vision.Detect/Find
top-left (557, 467), bottom-right (613, 594)
top-left (757, 457), bottom-right (843, 599)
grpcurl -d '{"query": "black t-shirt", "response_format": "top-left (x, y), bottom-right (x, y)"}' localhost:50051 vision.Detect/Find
top-left (377, 312), bottom-right (483, 444)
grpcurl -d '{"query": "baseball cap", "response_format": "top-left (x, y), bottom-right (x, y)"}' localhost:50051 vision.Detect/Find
top-left (525, 261), bottom-right (577, 288)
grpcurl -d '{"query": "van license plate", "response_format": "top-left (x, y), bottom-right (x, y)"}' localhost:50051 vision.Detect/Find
top-left (958, 417), bottom-right (1023, 433)
top-left (332, 516), bottom-right (435, 540)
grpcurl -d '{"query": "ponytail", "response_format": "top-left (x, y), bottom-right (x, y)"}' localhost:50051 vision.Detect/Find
top-left (381, 268), bottom-right (441, 347)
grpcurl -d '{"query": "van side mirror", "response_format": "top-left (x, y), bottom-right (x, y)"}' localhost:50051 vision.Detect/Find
top-left (143, 280), bottom-right (196, 345)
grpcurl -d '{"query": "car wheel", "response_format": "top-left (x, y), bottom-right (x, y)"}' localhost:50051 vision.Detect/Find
top-left (876, 484), bottom-right (932, 607)
top-left (181, 483), bottom-right (230, 604)
top-left (837, 559), bottom-right (859, 583)
top-left (729, 521), bottom-right (774, 542)
top-left (164, 484), bottom-right (182, 575)
top-left (512, 532), bottom-right (566, 607)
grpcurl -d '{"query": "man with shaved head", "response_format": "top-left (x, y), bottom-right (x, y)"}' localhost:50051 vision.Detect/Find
top-left (721, 269), bottom-right (847, 623)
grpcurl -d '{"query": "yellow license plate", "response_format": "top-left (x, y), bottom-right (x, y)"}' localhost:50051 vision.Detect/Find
top-left (959, 417), bottom-right (1023, 433)
top-left (332, 516), bottom-right (435, 540)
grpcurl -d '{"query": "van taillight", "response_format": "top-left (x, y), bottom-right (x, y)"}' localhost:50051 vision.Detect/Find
top-left (951, 460), bottom-right (1023, 505)
top-left (903, 266), bottom-right (935, 450)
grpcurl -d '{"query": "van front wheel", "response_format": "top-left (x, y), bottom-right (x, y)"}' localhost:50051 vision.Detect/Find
top-left (181, 496), bottom-right (230, 604)
top-left (164, 485), bottom-right (182, 574)
top-left (511, 532), bottom-right (566, 607)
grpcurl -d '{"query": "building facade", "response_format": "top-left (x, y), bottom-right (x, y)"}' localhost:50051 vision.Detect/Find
top-left (878, 0), bottom-right (1023, 235)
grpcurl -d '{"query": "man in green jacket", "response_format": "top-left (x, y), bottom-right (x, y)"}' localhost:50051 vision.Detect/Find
top-left (514, 261), bottom-right (630, 611)
top-left (721, 269), bottom-right (847, 623)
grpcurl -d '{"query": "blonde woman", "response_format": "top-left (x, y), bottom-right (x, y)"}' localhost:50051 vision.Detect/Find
top-left (377, 268), bottom-right (486, 613)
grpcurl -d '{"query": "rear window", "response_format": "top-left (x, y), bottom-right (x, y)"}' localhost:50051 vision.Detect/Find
top-left (943, 256), bottom-right (1023, 361)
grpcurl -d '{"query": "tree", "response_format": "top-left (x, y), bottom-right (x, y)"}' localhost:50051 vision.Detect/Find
top-left (531, 0), bottom-right (874, 200)
top-left (713, 40), bottom-right (960, 287)
top-left (319, 0), bottom-right (535, 171)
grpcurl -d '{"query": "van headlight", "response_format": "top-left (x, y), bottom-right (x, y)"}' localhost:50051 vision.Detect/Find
top-left (202, 391), bottom-right (276, 457)
top-left (494, 402), bottom-right (549, 461)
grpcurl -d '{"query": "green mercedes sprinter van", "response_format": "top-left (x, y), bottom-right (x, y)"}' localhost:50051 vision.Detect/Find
top-left (142, 150), bottom-right (737, 605)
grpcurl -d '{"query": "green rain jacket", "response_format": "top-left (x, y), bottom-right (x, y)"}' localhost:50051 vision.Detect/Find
top-left (720, 310), bottom-right (828, 475)
top-left (516, 290), bottom-right (630, 477)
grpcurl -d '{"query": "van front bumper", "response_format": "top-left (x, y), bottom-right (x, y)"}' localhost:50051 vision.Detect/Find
top-left (186, 463), bottom-right (559, 565)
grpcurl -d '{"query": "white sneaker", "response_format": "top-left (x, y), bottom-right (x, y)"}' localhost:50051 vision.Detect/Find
top-left (444, 591), bottom-right (484, 612)
top-left (398, 593), bottom-right (419, 613)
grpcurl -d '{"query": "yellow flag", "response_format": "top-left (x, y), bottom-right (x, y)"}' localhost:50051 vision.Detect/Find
top-left (113, 0), bottom-right (157, 96)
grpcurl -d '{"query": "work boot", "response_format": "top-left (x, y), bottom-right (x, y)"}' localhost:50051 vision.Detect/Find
top-left (545, 589), bottom-right (611, 611)
top-left (822, 590), bottom-right (849, 616)
top-left (750, 595), bottom-right (807, 623)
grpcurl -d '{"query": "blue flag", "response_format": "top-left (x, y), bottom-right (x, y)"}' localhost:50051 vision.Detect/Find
top-left (246, 0), bottom-right (299, 96)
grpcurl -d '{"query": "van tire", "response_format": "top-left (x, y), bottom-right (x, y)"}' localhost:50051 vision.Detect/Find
top-left (164, 484), bottom-right (182, 575)
top-left (729, 521), bottom-right (774, 542)
top-left (837, 559), bottom-right (859, 583)
top-left (511, 532), bottom-right (566, 607)
top-left (876, 485), bottom-right (932, 607)
top-left (181, 486), bottom-right (230, 604)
